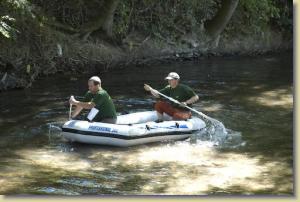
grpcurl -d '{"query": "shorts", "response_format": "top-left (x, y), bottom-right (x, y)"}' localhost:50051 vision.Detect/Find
top-left (154, 101), bottom-right (192, 120)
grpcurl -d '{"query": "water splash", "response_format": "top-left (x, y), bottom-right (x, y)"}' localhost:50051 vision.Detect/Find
top-left (46, 122), bottom-right (63, 143)
top-left (47, 122), bottom-right (62, 132)
top-left (221, 129), bottom-right (246, 149)
top-left (195, 123), bottom-right (245, 149)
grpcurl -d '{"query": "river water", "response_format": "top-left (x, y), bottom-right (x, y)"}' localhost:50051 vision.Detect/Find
top-left (0, 52), bottom-right (293, 195)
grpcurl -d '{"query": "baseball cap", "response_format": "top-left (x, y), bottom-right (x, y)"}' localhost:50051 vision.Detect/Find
top-left (89, 76), bottom-right (101, 83)
top-left (165, 72), bottom-right (180, 80)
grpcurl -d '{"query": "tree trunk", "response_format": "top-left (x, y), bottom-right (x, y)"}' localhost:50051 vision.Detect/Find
top-left (101, 0), bottom-right (119, 37)
top-left (80, 0), bottom-right (119, 37)
top-left (205, 0), bottom-right (239, 39)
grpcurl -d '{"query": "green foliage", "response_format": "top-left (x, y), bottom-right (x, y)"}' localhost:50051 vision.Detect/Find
top-left (113, 0), bottom-right (218, 40)
top-left (0, 1), bottom-right (19, 39)
top-left (28, 0), bottom-right (111, 29)
top-left (270, 0), bottom-right (293, 32)
top-left (0, 0), bottom-right (293, 91)
top-left (0, 0), bottom-right (36, 40)
top-left (0, 0), bottom-right (59, 77)
top-left (112, 0), bottom-right (131, 39)
top-left (225, 0), bottom-right (292, 36)
top-left (0, 15), bottom-right (17, 38)
top-left (1, 0), bottom-right (293, 44)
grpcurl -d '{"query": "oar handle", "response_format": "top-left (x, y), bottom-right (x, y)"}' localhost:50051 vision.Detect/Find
top-left (150, 87), bottom-right (188, 105)
top-left (69, 104), bottom-right (73, 120)
top-left (150, 87), bottom-right (179, 103)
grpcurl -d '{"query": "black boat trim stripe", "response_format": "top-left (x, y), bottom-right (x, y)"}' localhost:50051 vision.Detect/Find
top-left (62, 128), bottom-right (198, 140)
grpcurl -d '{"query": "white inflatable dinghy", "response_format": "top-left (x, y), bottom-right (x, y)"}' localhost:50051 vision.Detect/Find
top-left (62, 111), bottom-right (206, 147)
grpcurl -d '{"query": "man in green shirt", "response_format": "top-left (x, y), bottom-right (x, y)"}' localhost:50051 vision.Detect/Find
top-left (69, 76), bottom-right (117, 123)
top-left (144, 72), bottom-right (199, 122)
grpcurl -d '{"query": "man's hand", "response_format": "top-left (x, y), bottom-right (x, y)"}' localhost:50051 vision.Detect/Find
top-left (180, 102), bottom-right (187, 107)
top-left (144, 84), bottom-right (160, 98)
top-left (144, 84), bottom-right (152, 91)
top-left (69, 95), bottom-right (79, 105)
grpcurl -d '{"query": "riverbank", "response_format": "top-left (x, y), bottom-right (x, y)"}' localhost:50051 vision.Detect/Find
top-left (0, 0), bottom-right (293, 91)
top-left (0, 29), bottom-right (292, 92)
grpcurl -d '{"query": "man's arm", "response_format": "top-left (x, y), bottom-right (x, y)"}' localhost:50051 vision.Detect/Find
top-left (144, 84), bottom-right (160, 98)
top-left (70, 96), bottom-right (96, 109)
top-left (183, 95), bottom-right (199, 105)
top-left (71, 105), bottom-right (83, 119)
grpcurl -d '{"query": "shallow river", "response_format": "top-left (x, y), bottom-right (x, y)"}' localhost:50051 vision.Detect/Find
top-left (0, 52), bottom-right (293, 195)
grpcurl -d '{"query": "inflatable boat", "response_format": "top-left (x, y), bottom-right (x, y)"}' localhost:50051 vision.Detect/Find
top-left (62, 111), bottom-right (206, 147)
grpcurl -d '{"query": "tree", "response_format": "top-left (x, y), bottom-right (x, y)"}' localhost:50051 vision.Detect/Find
top-left (205, 0), bottom-right (239, 39)
top-left (79, 0), bottom-right (120, 38)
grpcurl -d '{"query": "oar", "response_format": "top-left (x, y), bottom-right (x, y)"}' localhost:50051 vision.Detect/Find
top-left (69, 103), bottom-right (73, 120)
top-left (149, 87), bottom-right (227, 134)
top-left (68, 95), bottom-right (75, 120)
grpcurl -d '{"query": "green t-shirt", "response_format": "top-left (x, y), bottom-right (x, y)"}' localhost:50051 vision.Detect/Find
top-left (159, 83), bottom-right (197, 109)
top-left (84, 89), bottom-right (117, 121)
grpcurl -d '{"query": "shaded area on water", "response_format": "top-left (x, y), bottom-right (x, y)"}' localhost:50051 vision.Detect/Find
top-left (0, 52), bottom-right (293, 195)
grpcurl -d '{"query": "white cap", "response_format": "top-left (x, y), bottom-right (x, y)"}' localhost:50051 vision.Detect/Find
top-left (89, 76), bottom-right (101, 83)
top-left (165, 72), bottom-right (180, 80)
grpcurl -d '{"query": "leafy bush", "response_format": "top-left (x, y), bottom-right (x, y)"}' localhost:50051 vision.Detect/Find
top-left (0, 0), bottom-right (38, 40)
top-left (0, 15), bottom-right (17, 39)
top-left (225, 0), bottom-right (292, 36)
top-left (113, 0), bottom-right (218, 40)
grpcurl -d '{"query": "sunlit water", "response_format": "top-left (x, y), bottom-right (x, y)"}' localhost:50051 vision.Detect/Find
top-left (0, 52), bottom-right (293, 195)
